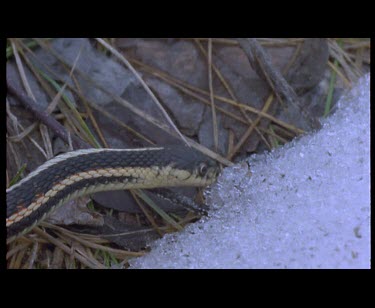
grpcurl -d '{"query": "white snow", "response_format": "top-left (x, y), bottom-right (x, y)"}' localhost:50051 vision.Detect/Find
top-left (130, 74), bottom-right (370, 269)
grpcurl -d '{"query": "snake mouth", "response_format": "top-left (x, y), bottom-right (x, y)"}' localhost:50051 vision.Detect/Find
top-left (208, 167), bottom-right (220, 183)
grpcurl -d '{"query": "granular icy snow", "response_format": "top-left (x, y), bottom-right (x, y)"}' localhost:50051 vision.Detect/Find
top-left (130, 74), bottom-right (370, 269)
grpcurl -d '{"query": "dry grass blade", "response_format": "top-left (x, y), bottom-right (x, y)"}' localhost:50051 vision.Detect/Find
top-left (12, 39), bottom-right (62, 158)
top-left (47, 84), bottom-right (68, 114)
top-left (6, 120), bottom-right (36, 142)
top-left (237, 38), bottom-right (316, 129)
top-left (134, 189), bottom-right (184, 231)
top-left (26, 241), bottom-right (39, 269)
top-left (32, 227), bottom-right (107, 269)
top-left (17, 40), bottom-right (234, 165)
top-left (86, 99), bottom-right (155, 146)
top-left (328, 39), bottom-right (362, 84)
top-left (6, 240), bottom-right (32, 260)
top-left (10, 39), bottom-right (36, 100)
top-left (41, 222), bottom-right (146, 257)
top-left (6, 99), bottom-right (48, 159)
top-left (71, 74), bottom-right (109, 148)
top-left (24, 39), bottom-right (99, 148)
top-left (227, 38), bottom-right (312, 158)
top-left (129, 57), bottom-right (304, 136)
top-left (80, 80), bottom-right (233, 165)
top-left (131, 191), bottom-right (164, 237)
top-left (194, 39), bottom-right (271, 151)
top-left (207, 38), bottom-right (219, 151)
top-left (191, 38), bottom-right (305, 47)
top-left (8, 243), bottom-right (28, 269)
top-left (9, 40), bottom-right (53, 160)
top-left (38, 69), bottom-right (101, 148)
top-left (8, 42), bottom-right (89, 149)
top-left (39, 124), bottom-right (53, 159)
top-left (216, 94), bottom-right (304, 135)
top-left (327, 60), bottom-right (351, 88)
top-left (184, 137), bottom-right (233, 166)
top-left (342, 39), bottom-right (370, 49)
top-left (95, 38), bottom-right (189, 146)
top-left (48, 39), bottom-right (84, 114)
top-left (227, 94), bottom-right (274, 160)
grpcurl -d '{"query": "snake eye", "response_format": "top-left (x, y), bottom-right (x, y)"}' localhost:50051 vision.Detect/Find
top-left (198, 163), bottom-right (208, 176)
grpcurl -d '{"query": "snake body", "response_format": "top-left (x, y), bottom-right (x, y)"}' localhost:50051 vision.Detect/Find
top-left (6, 146), bottom-right (219, 240)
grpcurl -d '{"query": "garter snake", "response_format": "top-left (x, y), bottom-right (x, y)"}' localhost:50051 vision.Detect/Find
top-left (6, 146), bottom-right (219, 241)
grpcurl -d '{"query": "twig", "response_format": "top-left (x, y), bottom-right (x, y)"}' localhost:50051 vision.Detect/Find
top-left (236, 38), bottom-right (318, 128)
top-left (7, 78), bottom-right (88, 150)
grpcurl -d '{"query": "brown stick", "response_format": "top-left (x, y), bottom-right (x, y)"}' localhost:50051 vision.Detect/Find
top-left (236, 38), bottom-right (318, 128)
top-left (7, 77), bottom-right (88, 150)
